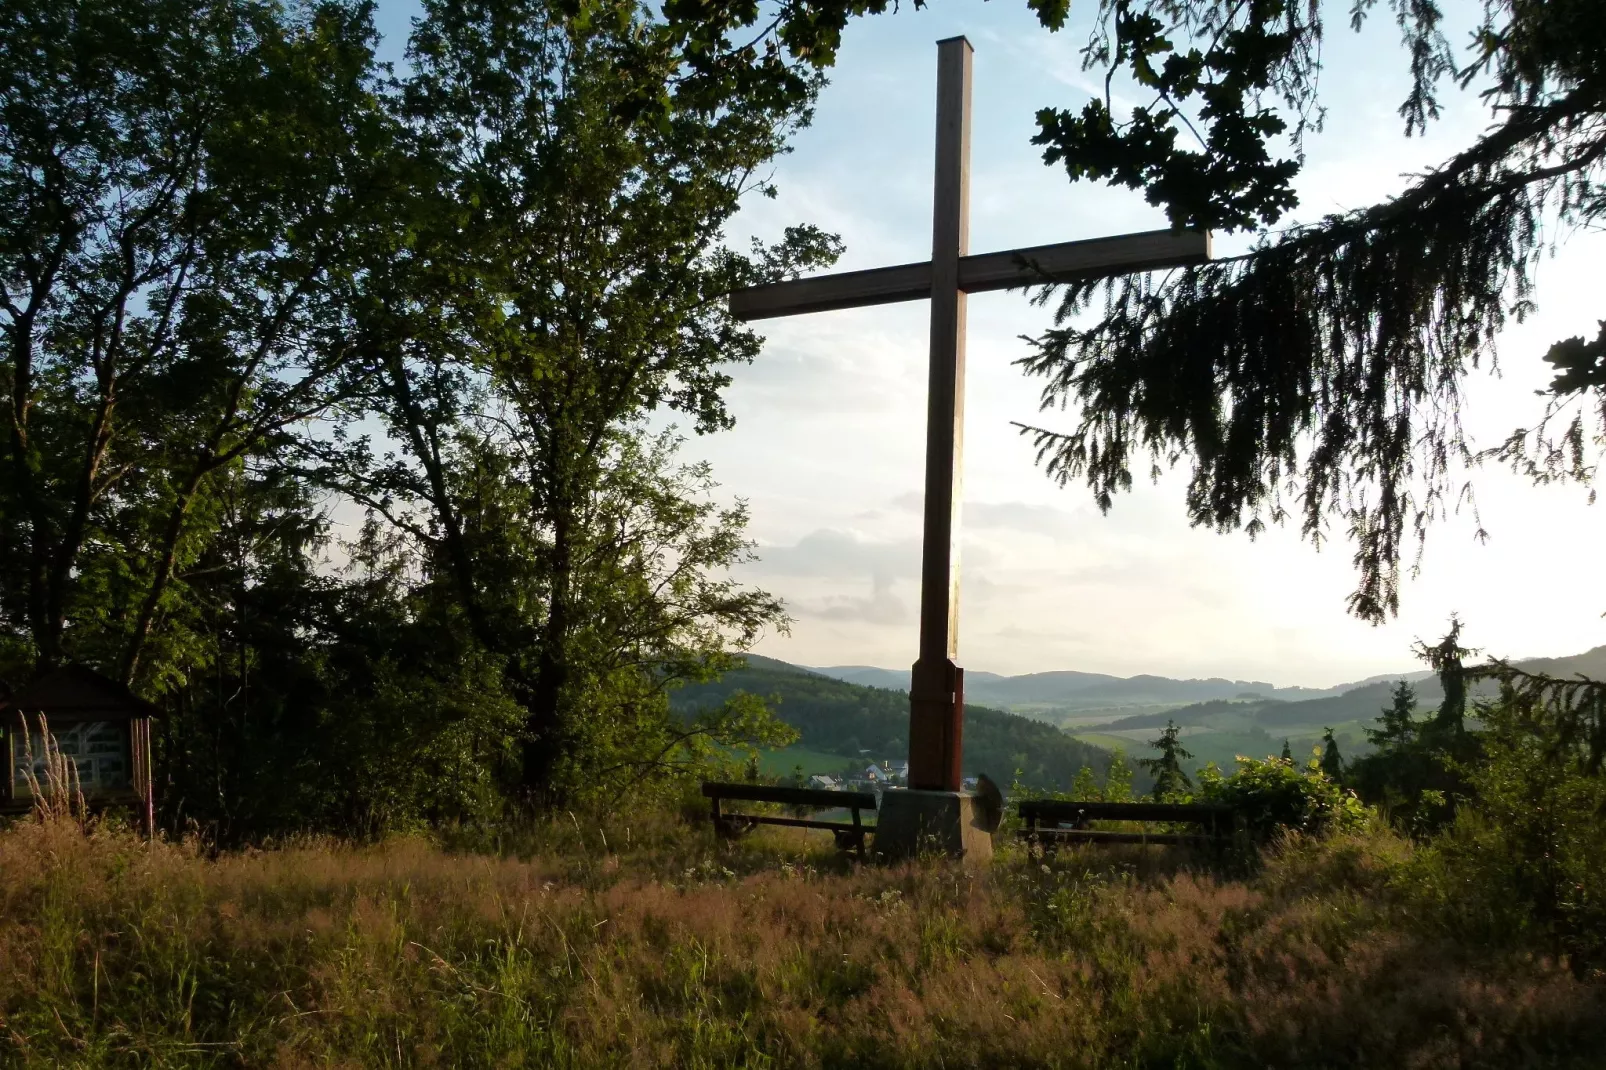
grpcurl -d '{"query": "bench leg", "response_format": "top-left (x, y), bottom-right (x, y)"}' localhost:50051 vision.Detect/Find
top-left (1040, 821), bottom-right (1062, 857)
top-left (1019, 826), bottom-right (1048, 852)
top-left (711, 799), bottom-right (754, 841)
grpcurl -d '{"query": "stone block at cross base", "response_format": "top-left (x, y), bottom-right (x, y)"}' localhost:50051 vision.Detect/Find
top-left (872, 789), bottom-right (994, 863)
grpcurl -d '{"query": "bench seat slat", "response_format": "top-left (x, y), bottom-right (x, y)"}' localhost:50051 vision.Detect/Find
top-left (719, 815), bottom-right (874, 833)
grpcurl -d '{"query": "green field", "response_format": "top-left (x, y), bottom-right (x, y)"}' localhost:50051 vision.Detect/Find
top-left (1073, 728), bottom-right (1290, 780)
top-left (1071, 732), bottom-right (1139, 753)
top-left (1076, 721), bottom-right (1371, 783)
top-left (756, 745), bottom-right (859, 777)
top-left (1023, 704), bottom-right (1190, 728)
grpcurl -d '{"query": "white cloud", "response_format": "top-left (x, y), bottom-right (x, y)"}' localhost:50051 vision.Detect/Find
top-left (751, 528), bottom-right (921, 584)
top-left (804, 579), bottom-right (912, 626)
top-left (896, 492), bottom-right (1086, 539)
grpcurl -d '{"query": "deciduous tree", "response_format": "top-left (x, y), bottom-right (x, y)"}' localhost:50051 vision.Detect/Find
top-left (329, 0), bottom-right (840, 802)
top-left (0, 0), bottom-right (400, 682)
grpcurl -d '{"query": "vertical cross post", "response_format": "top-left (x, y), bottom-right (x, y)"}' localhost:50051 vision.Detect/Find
top-left (722, 36), bottom-right (1210, 815)
top-left (907, 36), bottom-right (971, 793)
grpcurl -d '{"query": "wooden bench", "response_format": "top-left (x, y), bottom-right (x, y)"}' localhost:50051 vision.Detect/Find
top-left (702, 782), bottom-right (878, 857)
top-left (1017, 799), bottom-right (1235, 848)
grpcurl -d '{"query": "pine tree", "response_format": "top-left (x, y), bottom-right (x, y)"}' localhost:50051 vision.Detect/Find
top-left (1280, 739), bottom-right (1293, 762)
top-left (1414, 617), bottom-right (1478, 740)
top-left (1319, 727), bottom-right (1344, 783)
top-left (1138, 720), bottom-right (1194, 801)
top-left (1350, 623), bottom-right (1483, 832)
top-left (1367, 681), bottom-right (1419, 751)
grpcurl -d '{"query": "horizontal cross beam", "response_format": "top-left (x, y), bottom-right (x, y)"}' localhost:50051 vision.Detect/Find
top-left (730, 228), bottom-right (1210, 322)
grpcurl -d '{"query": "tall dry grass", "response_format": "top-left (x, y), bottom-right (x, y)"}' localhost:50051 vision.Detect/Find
top-left (0, 810), bottom-right (1601, 1068)
top-left (14, 713), bottom-right (87, 827)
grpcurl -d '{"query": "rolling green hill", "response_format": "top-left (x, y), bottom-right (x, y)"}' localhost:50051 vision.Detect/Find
top-left (672, 657), bottom-right (1137, 793)
top-left (812, 646), bottom-right (1606, 729)
top-left (1073, 645), bottom-right (1606, 778)
top-left (1073, 721), bottom-right (1367, 781)
top-left (699, 645), bottom-right (1606, 790)
top-left (1089, 645), bottom-right (1606, 740)
top-left (807, 664), bottom-right (1349, 713)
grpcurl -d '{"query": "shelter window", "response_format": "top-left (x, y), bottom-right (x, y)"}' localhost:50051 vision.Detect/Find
top-left (11, 720), bottom-right (130, 794)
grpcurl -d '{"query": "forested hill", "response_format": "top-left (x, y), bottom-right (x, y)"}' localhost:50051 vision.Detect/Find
top-left (1099, 644), bottom-right (1606, 732)
top-left (671, 657), bottom-right (1133, 792)
top-left (809, 664), bottom-right (1347, 710)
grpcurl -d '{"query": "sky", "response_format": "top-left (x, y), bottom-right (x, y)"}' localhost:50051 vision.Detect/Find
top-left (371, 2), bottom-right (1606, 688)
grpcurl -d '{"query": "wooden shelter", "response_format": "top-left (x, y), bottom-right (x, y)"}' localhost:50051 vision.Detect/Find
top-left (1, 666), bottom-right (157, 830)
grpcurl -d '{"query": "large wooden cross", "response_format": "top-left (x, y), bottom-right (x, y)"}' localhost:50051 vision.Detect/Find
top-left (729, 36), bottom-right (1211, 793)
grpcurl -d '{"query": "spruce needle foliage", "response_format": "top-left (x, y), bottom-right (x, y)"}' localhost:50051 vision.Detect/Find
top-left (1008, 0), bottom-right (1606, 620)
top-left (1136, 718), bottom-right (1193, 800)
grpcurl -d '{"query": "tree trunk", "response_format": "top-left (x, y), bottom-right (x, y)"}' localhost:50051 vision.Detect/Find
top-left (522, 501), bottom-right (572, 804)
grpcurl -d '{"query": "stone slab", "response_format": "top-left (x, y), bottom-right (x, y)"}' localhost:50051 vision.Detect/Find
top-left (873, 788), bottom-right (994, 863)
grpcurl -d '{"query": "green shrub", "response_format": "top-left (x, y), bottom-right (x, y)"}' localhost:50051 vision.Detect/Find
top-left (1199, 755), bottom-right (1372, 840)
top-left (1409, 687), bottom-right (1606, 975)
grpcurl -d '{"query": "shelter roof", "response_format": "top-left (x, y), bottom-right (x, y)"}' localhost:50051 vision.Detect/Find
top-left (0, 666), bottom-right (159, 721)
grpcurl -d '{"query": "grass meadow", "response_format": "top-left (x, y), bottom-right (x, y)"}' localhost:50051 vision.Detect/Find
top-left (754, 747), bottom-right (859, 778)
top-left (2, 808), bottom-right (1603, 1069)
